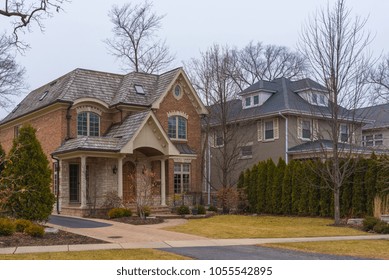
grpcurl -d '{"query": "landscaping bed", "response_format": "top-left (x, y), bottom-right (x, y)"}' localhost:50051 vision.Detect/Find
top-left (0, 230), bottom-right (108, 248)
top-left (110, 216), bottom-right (164, 225)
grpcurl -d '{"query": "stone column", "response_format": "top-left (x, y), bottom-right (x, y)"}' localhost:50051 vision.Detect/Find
top-left (117, 156), bottom-right (124, 198)
top-left (80, 156), bottom-right (87, 208)
top-left (160, 159), bottom-right (166, 206)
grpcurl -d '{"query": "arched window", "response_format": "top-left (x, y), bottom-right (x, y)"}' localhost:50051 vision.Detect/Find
top-left (77, 112), bottom-right (100, 136)
top-left (168, 116), bottom-right (187, 140)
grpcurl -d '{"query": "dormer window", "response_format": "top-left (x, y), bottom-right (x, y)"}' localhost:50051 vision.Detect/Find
top-left (242, 92), bottom-right (272, 109)
top-left (245, 97), bottom-right (251, 107)
top-left (134, 85), bottom-right (145, 95)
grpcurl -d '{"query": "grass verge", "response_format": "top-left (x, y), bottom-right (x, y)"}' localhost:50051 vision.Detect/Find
top-left (261, 240), bottom-right (389, 260)
top-left (0, 249), bottom-right (190, 260)
top-left (165, 215), bottom-right (368, 239)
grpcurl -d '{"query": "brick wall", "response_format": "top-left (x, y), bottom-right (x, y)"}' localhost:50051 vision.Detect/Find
top-left (154, 74), bottom-right (203, 195)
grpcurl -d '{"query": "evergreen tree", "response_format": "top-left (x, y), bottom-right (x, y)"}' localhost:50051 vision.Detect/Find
top-left (281, 161), bottom-right (293, 215)
top-left (248, 164), bottom-right (258, 213)
top-left (265, 159), bottom-right (275, 213)
top-left (365, 155), bottom-right (378, 216)
top-left (2, 124), bottom-right (55, 221)
top-left (273, 158), bottom-right (286, 214)
top-left (291, 161), bottom-right (302, 215)
top-left (257, 162), bottom-right (267, 213)
top-left (352, 158), bottom-right (368, 217)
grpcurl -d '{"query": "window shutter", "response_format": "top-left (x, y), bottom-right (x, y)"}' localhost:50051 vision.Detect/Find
top-left (297, 117), bottom-right (302, 139)
top-left (257, 120), bottom-right (262, 141)
top-left (313, 119), bottom-right (319, 140)
top-left (274, 118), bottom-right (279, 139)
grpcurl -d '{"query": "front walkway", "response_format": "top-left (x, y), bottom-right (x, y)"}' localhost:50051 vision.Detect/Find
top-left (1, 215), bottom-right (389, 255)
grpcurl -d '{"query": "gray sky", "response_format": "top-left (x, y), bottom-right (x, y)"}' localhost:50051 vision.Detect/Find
top-left (1, 0), bottom-right (389, 118)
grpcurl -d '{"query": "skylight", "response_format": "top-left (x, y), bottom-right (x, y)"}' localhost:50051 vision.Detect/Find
top-left (134, 85), bottom-right (145, 95)
top-left (39, 90), bottom-right (49, 101)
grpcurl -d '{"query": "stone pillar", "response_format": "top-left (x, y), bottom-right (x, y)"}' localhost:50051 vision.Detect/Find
top-left (80, 156), bottom-right (87, 208)
top-left (117, 156), bottom-right (124, 198)
top-left (160, 159), bottom-right (166, 206)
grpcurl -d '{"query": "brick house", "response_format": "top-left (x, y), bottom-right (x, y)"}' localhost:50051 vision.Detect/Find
top-left (205, 77), bottom-right (372, 190)
top-left (0, 67), bottom-right (208, 216)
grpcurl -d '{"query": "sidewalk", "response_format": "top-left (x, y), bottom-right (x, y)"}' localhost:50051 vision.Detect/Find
top-left (1, 214), bottom-right (389, 255)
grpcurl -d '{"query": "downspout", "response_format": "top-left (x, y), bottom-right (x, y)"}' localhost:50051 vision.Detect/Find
top-left (207, 136), bottom-right (211, 205)
top-left (51, 155), bottom-right (60, 214)
top-left (278, 112), bottom-right (288, 164)
top-left (65, 104), bottom-right (72, 140)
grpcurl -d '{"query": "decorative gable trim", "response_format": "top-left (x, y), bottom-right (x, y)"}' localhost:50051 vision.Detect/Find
top-left (167, 111), bottom-right (189, 119)
top-left (151, 68), bottom-right (208, 115)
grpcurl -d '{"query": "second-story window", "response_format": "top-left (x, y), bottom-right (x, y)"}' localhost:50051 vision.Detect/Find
top-left (168, 116), bottom-right (187, 140)
top-left (77, 112), bottom-right (100, 136)
top-left (339, 124), bottom-right (349, 143)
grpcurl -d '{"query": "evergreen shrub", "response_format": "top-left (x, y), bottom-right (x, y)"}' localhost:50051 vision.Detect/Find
top-left (0, 218), bottom-right (16, 236)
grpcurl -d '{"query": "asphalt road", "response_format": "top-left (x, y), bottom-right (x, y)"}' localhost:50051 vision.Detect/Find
top-left (48, 215), bottom-right (112, 228)
top-left (160, 245), bottom-right (369, 260)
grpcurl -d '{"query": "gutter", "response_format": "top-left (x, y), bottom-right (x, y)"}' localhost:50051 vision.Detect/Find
top-left (278, 112), bottom-right (288, 164)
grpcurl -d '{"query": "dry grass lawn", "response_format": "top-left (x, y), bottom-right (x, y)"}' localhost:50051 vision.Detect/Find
top-left (165, 215), bottom-right (368, 238)
top-left (0, 249), bottom-right (190, 260)
top-left (262, 240), bottom-right (389, 259)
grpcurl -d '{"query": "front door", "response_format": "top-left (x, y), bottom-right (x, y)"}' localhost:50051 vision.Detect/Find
top-left (123, 161), bottom-right (136, 202)
top-left (69, 164), bottom-right (80, 203)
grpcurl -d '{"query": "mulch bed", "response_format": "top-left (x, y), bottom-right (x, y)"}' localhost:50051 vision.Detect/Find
top-left (0, 231), bottom-right (108, 248)
top-left (110, 216), bottom-right (164, 225)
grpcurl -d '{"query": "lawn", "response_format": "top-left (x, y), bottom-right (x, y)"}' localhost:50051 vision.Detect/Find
top-left (0, 249), bottom-right (190, 260)
top-left (165, 215), bottom-right (369, 239)
top-left (261, 240), bottom-right (389, 259)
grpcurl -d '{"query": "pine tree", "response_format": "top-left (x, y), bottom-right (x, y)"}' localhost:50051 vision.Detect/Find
top-left (365, 155), bottom-right (378, 216)
top-left (2, 124), bottom-right (55, 221)
top-left (265, 159), bottom-right (276, 213)
top-left (0, 143), bottom-right (5, 173)
top-left (256, 161), bottom-right (267, 213)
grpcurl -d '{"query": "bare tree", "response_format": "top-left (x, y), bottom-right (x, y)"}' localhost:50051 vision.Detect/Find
top-left (0, 33), bottom-right (25, 109)
top-left (370, 55), bottom-right (389, 103)
top-left (298, 0), bottom-right (373, 224)
top-left (235, 42), bottom-right (307, 90)
top-left (186, 44), bottom-right (257, 212)
top-left (105, 1), bottom-right (174, 74)
top-left (1, 0), bottom-right (67, 48)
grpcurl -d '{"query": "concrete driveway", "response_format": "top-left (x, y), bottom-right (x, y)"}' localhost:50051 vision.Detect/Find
top-left (47, 215), bottom-right (208, 244)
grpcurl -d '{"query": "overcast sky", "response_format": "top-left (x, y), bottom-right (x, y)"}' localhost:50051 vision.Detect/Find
top-left (1, 0), bottom-right (389, 118)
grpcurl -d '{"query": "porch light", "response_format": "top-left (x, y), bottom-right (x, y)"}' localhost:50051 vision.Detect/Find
top-left (112, 165), bottom-right (118, 174)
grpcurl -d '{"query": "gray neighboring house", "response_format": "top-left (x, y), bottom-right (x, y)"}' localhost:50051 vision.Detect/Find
top-left (355, 103), bottom-right (389, 149)
top-left (205, 77), bottom-right (368, 190)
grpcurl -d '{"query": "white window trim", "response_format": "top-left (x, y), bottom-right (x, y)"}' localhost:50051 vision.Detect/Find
top-left (168, 115), bottom-right (187, 141)
top-left (213, 130), bottom-right (224, 148)
top-left (239, 142), bottom-right (253, 159)
top-left (77, 111), bottom-right (100, 137)
top-left (339, 123), bottom-right (349, 143)
top-left (263, 118), bottom-right (279, 142)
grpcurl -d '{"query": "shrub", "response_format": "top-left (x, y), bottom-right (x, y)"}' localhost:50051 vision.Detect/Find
top-left (195, 205), bottom-right (206, 215)
top-left (14, 219), bottom-right (33, 232)
top-left (24, 224), bottom-right (45, 237)
top-left (177, 205), bottom-right (190, 215)
top-left (208, 205), bottom-right (218, 212)
top-left (372, 221), bottom-right (389, 234)
top-left (362, 216), bottom-right (380, 231)
top-left (0, 218), bottom-right (16, 236)
top-left (137, 206), bottom-right (151, 218)
top-left (108, 208), bottom-right (132, 219)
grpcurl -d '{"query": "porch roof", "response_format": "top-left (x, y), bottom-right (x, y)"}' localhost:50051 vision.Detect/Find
top-left (288, 139), bottom-right (381, 155)
top-left (52, 137), bottom-right (121, 155)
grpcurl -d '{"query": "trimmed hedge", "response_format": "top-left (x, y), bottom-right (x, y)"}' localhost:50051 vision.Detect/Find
top-left (0, 218), bottom-right (16, 236)
top-left (238, 156), bottom-right (389, 218)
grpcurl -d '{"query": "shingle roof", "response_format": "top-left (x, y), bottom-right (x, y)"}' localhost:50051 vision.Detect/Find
top-left (52, 137), bottom-right (121, 155)
top-left (1, 68), bottom-right (182, 124)
top-left (175, 143), bottom-right (196, 155)
top-left (354, 103), bottom-right (389, 130)
top-left (288, 139), bottom-right (383, 154)
top-left (208, 77), bottom-right (355, 126)
top-left (53, 111), bottom-right (150, 155)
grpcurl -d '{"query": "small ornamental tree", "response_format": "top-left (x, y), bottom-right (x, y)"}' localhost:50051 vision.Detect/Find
top-left (1, 124), bottom-right (54, 221)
